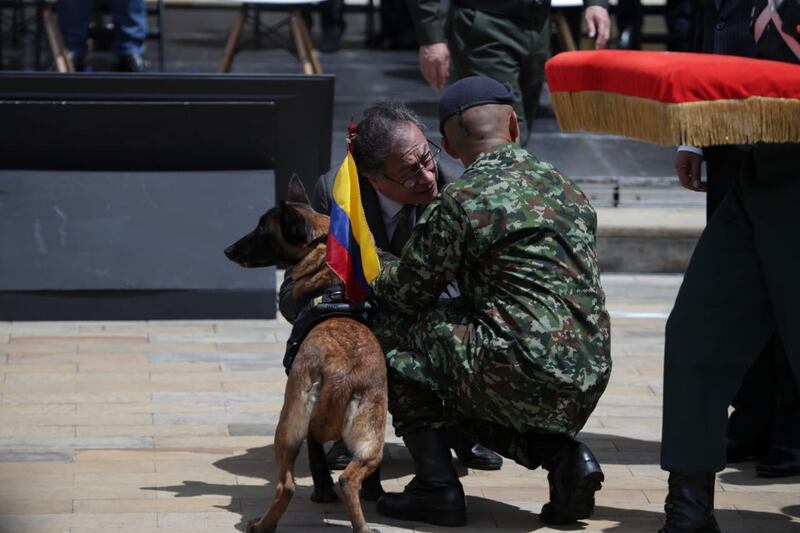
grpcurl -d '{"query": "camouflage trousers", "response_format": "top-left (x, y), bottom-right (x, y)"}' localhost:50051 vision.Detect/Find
top-left (373, 301), bottom-right (588, 469)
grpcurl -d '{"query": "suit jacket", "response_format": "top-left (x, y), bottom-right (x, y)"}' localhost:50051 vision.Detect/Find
top-left (278, 164), bottom-right (454, 321)
top-left (694, 0), bottom-right (757, 215)
top-left (694, 0), bottom-right (757, 56)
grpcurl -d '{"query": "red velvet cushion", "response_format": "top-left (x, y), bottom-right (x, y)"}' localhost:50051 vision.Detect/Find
top-left (545, 50), bottom-right (800, 103)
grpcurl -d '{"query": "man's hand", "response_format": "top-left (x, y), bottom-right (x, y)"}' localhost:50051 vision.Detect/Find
top-left (675, 151), bottom-right (707, 192)
top-left (419, 43), bottom-right (450, 90)
top-left (584, 6), bottom-right (610, 49)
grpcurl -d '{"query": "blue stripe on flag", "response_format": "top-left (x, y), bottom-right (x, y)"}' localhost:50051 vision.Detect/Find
top-left (329, 201), bottom-right (371, 294)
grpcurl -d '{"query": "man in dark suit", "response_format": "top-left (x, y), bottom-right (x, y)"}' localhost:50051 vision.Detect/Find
top-left (279, 102), bottom-right (503, 472)
top-left (661, 1), bottom-right (800, 530)
top-left (673, 0), bottom-right (800, 479)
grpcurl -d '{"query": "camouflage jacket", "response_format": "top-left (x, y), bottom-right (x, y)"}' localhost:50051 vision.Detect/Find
top-left (373, 143), bottom-right (611, 425)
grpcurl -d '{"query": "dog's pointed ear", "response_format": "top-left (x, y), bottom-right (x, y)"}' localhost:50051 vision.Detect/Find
top-left (280, 200), bottom-right (315, 245)
top-left (287, 174), bottom-right (310, 205)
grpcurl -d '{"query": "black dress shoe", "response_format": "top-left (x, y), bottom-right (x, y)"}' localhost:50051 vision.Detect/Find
top-left (325, 439), bottom-right (351, 470)
top-left (117, 54), bottom-right (147, 73)
top-left (756, 446), bottom-right (800, 478)
top-left (658, 472), bottom-right (720, 533)
top-left (376, 429), bottom-right (467, 527)
top-left (539, 442), bottom-right (604, 525)
top-left (726, 437), bottom-right (770, 463)
top-left (449, 433), bottom-right (503, 471)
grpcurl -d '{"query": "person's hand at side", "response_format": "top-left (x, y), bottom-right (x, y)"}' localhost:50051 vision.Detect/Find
top-left (675, 150), bottom-right (707, 192)
top-left (584, 6), bottom-right (610, 49)
top-left (419, 42), bottom-right (450, 90)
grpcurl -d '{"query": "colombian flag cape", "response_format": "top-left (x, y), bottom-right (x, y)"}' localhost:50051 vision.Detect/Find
top-left (325, 152), bottom-right (381, 302)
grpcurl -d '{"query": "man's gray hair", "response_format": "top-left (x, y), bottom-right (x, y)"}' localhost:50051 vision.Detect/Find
top-left (352, 102), bottom-right (425, 175)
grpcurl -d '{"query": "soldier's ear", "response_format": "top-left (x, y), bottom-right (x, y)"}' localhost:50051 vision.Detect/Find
top-left (508, 111), bottom-right (520, 145)
top-left (442, 135), bottom-right (459, 160)
top-left (287, 174), bottom-right (310, 205)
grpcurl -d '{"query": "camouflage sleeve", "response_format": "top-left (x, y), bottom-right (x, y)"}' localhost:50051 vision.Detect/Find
top-left (372, 191), bottom-right (467, 313)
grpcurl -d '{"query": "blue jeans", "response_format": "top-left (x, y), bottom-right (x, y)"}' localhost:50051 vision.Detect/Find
top-left (58, 0), bottom-right (147, 60)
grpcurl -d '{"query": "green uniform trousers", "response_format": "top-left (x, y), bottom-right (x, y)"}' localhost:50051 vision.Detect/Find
top-left (446, 6), bottom-right (551, 146)
top-left (661, 144), bottom-right (800, 474)
top-left (374, 303), bottom-right (575, 470)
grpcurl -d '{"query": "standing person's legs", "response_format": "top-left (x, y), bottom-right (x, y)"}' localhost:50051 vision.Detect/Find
top-left (520, 14), bottom-right (549, 147)
top-left (706, 147), bottom-right (776, 463)
top-left (756, 338), bottom-right (800, 477)
top-left (109, 0), bottom-right (146, 65)
top-left (660, 177), bottom-right (774, 532)
top-left (747, 144), bottom-right (800, 478)
top-left (58, 0), bottom-right (93, 64)
top-left (448, 8), bottom-right (547, 147)
top-left (661, 147), bottom-right (800, 530)
top-left (662, 183), bottom-right (774, 474)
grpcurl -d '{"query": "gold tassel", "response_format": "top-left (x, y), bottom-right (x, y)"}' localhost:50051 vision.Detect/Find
top-left (551, 91), bottom-right (800, 146)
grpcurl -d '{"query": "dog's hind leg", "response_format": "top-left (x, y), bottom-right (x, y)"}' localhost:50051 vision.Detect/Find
top-left (338, 390), bottom-right (387, 533)
top-left (247, 379), bottom-right (318, 533)
top-left (339, 455), bottom-right (382, 533)
top-left (308, 436), bottom-right (337, 503)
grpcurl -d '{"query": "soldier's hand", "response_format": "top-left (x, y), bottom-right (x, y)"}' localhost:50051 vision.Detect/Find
top-left (675, 151), bottom-right (706, 192)
top-left (419, 43), bottom-right (450, 90)
top-left (584, 6), bottom-right (610, 49)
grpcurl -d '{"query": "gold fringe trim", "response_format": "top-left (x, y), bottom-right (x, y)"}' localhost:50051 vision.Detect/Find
top-left (550, 91), bottom-right (800, 146)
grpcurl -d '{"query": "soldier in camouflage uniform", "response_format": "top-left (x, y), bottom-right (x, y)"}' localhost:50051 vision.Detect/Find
top-left (371, 76), bottom-right (612, 527)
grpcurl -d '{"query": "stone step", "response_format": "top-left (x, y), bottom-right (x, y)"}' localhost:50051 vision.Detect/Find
top-left (597, 208), bottom-right (704, 273)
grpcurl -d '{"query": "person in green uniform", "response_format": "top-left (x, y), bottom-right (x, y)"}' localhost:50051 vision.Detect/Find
top-left (406, 0), bottom-right (610, 146)
top-left (370, 76), bottom-right (612, 527)
top-left (659, 1), bottom-right (800, 531)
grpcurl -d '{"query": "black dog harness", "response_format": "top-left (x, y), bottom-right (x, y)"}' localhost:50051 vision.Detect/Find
top-left (283, 284), bottom-right (377, 375)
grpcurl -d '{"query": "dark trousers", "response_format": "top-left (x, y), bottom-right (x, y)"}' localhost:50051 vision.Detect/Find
top-left (705, 146), bottom-right (800, 453)
top-left (447, 7), bottom-right (550, 147)
top-left (661, 144), bottom-right (800, 473)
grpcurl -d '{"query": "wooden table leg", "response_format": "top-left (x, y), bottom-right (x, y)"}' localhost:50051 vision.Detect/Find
top-left (289, 11), bottom-right (320, 75)
top-left (218, 5), bottom-right (247, 73)
top-left (42, 8), bottom-right (73, 72)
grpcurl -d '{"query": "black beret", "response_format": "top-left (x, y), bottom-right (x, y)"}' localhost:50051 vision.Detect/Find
top-left (438, 76), bottom-right (515, 134)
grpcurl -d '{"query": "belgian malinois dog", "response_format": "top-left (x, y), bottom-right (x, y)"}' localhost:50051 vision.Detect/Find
top-left (224, 176), bottom-right (387, 533)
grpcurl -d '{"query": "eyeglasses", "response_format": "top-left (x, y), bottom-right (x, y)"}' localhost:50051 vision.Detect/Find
top-left (383, 140), bottom-right (442, 189)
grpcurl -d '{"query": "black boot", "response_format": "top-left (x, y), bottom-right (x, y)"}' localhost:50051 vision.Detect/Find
top-left (376, 429), bottom-right (467, 526)
top-left (449, 431), bottom-right (503, 471)
top-left (326, 439), bottom-right (352, 470)
top-left (539, 441), bottom-right (604, 525)
top-left (659, 472), bottom-right (720, 532)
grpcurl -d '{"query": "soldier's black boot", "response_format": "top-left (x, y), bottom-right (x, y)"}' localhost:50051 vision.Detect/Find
top-left (539, 441), bottom-right (604, 525)
top-left (376, 429), bottom-right (467, 526)
top-left (658, 472), bottom-right (720, 532)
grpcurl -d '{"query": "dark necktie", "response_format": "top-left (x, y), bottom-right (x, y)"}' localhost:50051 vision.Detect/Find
top-left (390, 204), bottom-right (414, 256)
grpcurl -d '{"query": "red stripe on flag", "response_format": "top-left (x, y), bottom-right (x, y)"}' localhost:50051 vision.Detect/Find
top-left (326, 232), bottom-right (367, 302)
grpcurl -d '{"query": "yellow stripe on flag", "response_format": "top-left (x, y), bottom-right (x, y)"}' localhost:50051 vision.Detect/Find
top-left (331, 152), bottom-right (381, 284)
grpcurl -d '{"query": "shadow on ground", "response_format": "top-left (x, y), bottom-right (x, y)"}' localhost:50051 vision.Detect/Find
top-left (145, 442), bottom-right (800, 532)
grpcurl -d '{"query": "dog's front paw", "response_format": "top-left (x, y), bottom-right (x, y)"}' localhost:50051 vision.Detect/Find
top-left (311, 484), bottom-right (338, 503)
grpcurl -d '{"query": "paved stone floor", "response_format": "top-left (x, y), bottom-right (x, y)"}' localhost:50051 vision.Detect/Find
top-left (1, 274), bottom-right (798, 533)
